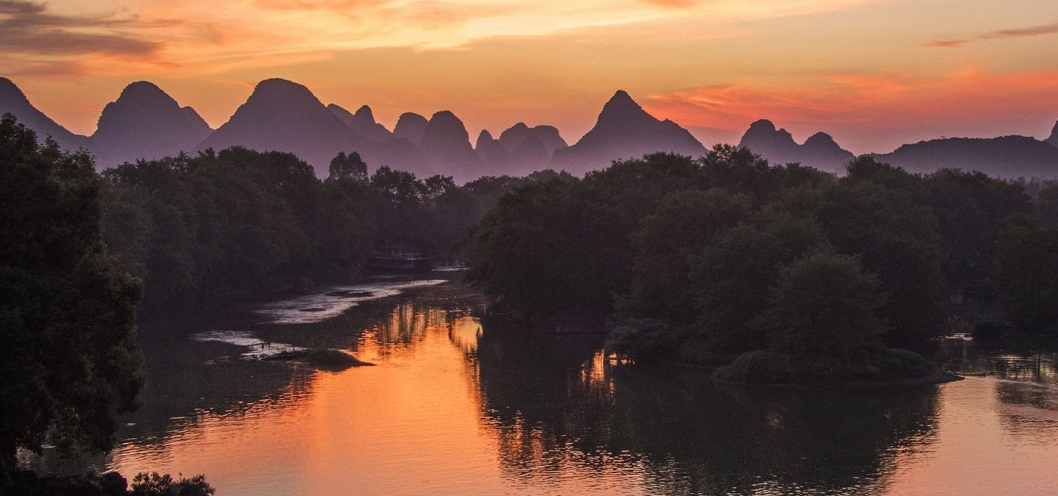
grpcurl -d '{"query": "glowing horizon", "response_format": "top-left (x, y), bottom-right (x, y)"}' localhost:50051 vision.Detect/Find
top-left (4, 0), bottom-right (1058, 154)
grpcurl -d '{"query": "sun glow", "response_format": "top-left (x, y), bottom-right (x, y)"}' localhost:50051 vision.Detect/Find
top-left (4, 0), bottom-right (1058, 150)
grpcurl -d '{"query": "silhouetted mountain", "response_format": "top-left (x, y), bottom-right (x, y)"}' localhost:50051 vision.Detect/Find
top-left (393, 112), bottom-right (429, 146)
top-left (0, 76), bottom-right (91, 152)
top-left (498, 123), bottom-right (568, 157)
top-left (472, 123), bottom-right (568, 176)
top-left (92, 81), bottom-right (213, 167)
top-left (1046, 121), bottom-right (1058, 149)
top-left (738, 119), bottom-right (854, 173)
top-left (549, 90), bottom-right (705, 175)
top-left (870, 136), bottom-right (1058, 178)
top-left (197, 78), bottom-right (366, 176)
top-left (475, 130), bottom-right (510, 170)
top-left (328, 104), bottom-right (392, 142)
top-left (418, 111), bottom-right (481, 181)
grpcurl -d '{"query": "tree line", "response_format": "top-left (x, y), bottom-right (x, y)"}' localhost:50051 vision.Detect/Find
top-left (100, 144), bottom-right (565, 311)
top-left (466, 147), bottom-right (1058, 382)
top-left (0, 112), bottom-right (558, 490)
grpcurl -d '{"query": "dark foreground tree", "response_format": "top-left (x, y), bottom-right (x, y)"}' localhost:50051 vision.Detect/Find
top-left (0, 115), bottom-right (144, 479)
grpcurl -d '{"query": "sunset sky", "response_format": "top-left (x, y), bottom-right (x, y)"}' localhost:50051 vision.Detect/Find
top-left (3, 0), bottom-right (1058, 153)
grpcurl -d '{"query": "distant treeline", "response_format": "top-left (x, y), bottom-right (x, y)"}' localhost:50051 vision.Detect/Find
top-left (100, 146), bottom-right (566, 311)
top-left (466, 147), bottom-right (1058, 381)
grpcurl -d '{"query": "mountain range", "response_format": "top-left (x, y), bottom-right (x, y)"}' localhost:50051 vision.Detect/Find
top-left (3, 76), bottom-right (1058, 181)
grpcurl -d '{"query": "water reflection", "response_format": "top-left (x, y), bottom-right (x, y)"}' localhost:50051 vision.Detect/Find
top-left (473, 318), bottom-right (941, 495)
top-left (937, 339), bottom-right (1058, 384)
top-left (29, 284), bottom-right (1058, 495)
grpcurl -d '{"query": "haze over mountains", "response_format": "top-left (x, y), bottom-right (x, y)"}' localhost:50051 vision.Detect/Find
top-left (3, 75), bottom-right (1058, 181)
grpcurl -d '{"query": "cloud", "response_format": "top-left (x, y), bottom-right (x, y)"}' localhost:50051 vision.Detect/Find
top-left (642, 70), bottom-right (1058, 153)
top-left (0, 0), bottom-right (45, 15)
top-left (637, 0), bottom-right (697, 8)
top-left (0, 1), bottom-right (161, 58)
top-left (928, 21), bottom-right (1058, 48)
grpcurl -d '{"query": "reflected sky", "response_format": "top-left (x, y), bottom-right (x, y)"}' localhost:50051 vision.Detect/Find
top-left (46, 284), bottom-right (1058, 495)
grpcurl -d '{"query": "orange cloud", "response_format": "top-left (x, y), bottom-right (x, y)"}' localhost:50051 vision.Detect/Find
top-left (929, 21), bottom-right (1058, 48)
top-left (644, 70), bottom-right (1058, 153)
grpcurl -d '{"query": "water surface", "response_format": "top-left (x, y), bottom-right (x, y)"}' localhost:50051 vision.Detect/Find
top-left (49, 282), bottom-right (1058, 494)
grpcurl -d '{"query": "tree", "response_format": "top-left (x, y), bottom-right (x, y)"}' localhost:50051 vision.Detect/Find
top-left (689, 210), bottom-right (831, 355)
top-left (991, 225), bottom-right (1058, 333)
top-left (925, 168), bottom-right (1032, 301)
top-left (328, 150), bottom-right (367, 181)
top-left (752, 253), bottom-right (887, 359)
top-left (618, 188), bottom-right (752, 325)
top-left (0, 115), bottom-right (144, 478)
top-left (817, 181), bottom-right (945, 347)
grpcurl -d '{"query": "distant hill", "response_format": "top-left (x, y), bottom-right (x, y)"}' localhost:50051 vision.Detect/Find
top-left (92, 81), bottom-right (213, 167)
top-left (393, 112), bottom-right (429, 146)
top-left (11, 75), bottom-right (1058, 182)
top-left (738, 119), bottom-right (854, 174)
top-left (869, 135), bottom-right (1058, 179)
top-left (0, 77), bottom-right (91, 152)
top-left (549, 90), bottom-right (706, 175)
top-left (328, 104), bottom-right (392, 142)
top-left (418, 111), bottom-right (482, 181)
top-left (475, 123), bottom-right (568, 177)
top-left (197, 78), bottom-right (367, 176)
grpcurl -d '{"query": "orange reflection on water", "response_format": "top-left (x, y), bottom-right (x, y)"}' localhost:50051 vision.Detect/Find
top-left (109, 306), bottom-right (507, 496)
top-left (881, 377), bottom-right (1058, 495)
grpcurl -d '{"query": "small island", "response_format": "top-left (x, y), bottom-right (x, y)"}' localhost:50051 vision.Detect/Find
top-left (465, 150), bottom-right (1056, 384)
top-left (265, 348), bottom-right (375, 371)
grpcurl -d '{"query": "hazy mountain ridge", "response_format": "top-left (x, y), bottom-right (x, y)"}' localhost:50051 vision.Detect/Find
top-left (0, 76), bottom-right (92, 152)
top-left (476, 122), bottom-right (569, 177)
top-left (550, 90), bottom-right (707, 175)
top-left (737, 119), bottom-right (856, 174)
top-left (328, 103), bottom-right (392, 142)
top-left (4, 76), bottom-right (1058, 181)
top-left (1046, 121), bottom-right (1058, 149)
top-left (92, 81), bottom-right (213, 165)
top-left (868, 135), bottom-right (1058, 179)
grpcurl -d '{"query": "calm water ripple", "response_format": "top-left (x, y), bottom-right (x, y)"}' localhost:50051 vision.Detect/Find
top-left (28, 282), bottom-right (1058, 495)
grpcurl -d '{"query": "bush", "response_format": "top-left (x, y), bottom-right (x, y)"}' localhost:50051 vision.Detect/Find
top-left (714, 347), bottom-right (936, 384)
top-left (605, 319), bottom-right (682, 364)
top-left (130, 472), bottom-right (214, 496)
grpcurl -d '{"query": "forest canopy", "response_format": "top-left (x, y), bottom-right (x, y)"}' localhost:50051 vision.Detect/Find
top-left (1, 115), bottom-right (144, 478)
top-left (466, 148), bottom-right (1058, 383)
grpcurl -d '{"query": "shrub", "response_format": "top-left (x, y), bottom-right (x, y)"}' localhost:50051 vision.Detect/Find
top-left (130, 472), bottom-right (214, 496)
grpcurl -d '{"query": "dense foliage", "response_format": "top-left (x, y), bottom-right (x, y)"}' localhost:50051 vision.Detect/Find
top-left (0, 115), bottom-right (144, 479)
top-left (99, 146), bottom-right (560, 310)
top-left (468, 149), bottom-right (1052, 383)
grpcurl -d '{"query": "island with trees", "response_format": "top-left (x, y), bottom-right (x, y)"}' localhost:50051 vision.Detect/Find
top-left (466, 147), bottom-right (1058, 384)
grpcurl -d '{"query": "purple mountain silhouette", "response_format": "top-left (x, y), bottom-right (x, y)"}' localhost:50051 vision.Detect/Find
top-left (393, 112), bottom-right (429, 146)
top-left (549, 90), bottom-right (705, 175)
top-left (92, 81), bottom-right (212, 167)
top-left (0, 77), bottom-right (91, 152)
top-left (329, 104), bottom-right (392, 142)
top-left (738, 119), bottom-right (854, 173)
top-left (1046, 120), bottom-right (1058, 149)
top-left (197, 78), bottom-right (367, 176)
top-left (475, 123), bottom-right (568, 176)
top-left (475, 130), bottom-right (510, 170)
top-left (418, 111), bottom-right (482, 181)
top-left (498, 122), bottom-right (568, 157)
top-left (869, 136), bottom-right (1058, 178)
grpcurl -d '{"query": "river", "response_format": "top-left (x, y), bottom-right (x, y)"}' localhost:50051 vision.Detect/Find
top-left (27, 280), bottom-right (1058, 494)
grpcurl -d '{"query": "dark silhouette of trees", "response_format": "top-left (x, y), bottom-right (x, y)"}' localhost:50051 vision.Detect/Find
top-left (470, 147), bottom-right (1047, 381)
top-left (328, 151), bottom-right (367, 181)
top-left (0, 114), bottom-right (144, 479)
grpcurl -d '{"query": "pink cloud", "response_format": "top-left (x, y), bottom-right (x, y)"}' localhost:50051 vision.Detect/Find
top-left (643, 70), bottom-right (1058, 153)
top-left (929, 21), bottom-right (1058, 48)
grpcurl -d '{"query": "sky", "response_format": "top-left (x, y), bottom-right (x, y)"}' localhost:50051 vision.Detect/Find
top-left (3, 0), bottom-right (1058, 154)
